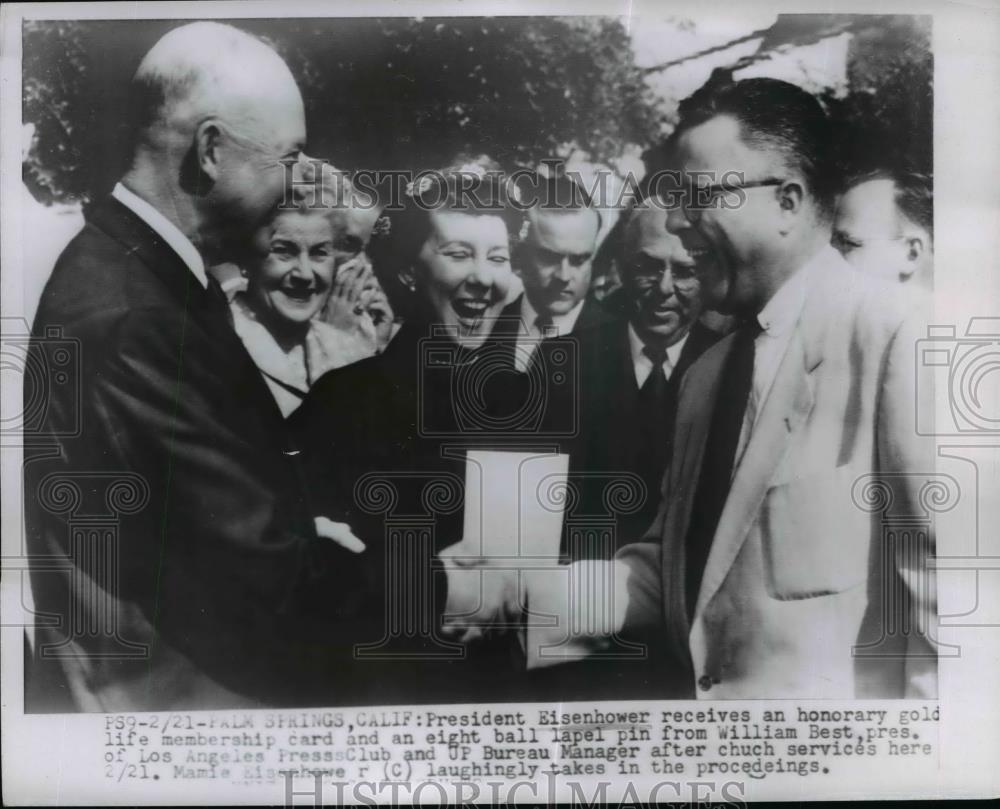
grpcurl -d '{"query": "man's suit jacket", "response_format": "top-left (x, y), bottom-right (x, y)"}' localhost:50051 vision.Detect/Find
top-left (523, 319), bottom-right (719, 702)
top-left (613, 248), bottom-right (937, 699)
top-left (570, 320), bottom-right (720, 555)
top-left (492, 293), bottom-right (613, 346)
top-left (24, 196), bottom-right (336, 712)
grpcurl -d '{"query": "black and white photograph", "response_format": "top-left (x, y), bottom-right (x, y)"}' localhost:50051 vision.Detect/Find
top-left (1, 0), bottom-right (998, 804)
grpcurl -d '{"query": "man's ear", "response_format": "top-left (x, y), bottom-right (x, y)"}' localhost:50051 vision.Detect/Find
top-left (776, 180), bottom-right (805, 233)
top-left (195, 120), bottom-right (223, 183)
top-left (900, 234), bottom-right (926, 280)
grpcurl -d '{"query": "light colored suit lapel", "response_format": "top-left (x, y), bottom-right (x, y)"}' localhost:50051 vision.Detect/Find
top-left (692, 255), bottom-right (840, 619)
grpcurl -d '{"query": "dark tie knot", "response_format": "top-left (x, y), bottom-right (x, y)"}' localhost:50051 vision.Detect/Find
top-left (535, 314), bottom-right (555, 336)
top-left (642, 345), bottom-right (667, 365)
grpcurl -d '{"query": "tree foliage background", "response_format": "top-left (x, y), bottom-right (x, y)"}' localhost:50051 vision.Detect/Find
top-left (22, 17), bottom-right (659, 205)
top-left (22, 15), bottom-right (933, 207)
top-left (822, 15), bottom-right (932, 178)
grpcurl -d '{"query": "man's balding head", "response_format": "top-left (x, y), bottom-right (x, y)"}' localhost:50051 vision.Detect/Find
top-left (123, 22), bottom-right (306, 257)
top-left (130, 22), bottom-right (303, 147)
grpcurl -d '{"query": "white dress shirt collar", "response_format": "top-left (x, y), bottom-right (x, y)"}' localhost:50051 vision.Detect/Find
top-left (627, 322), bottom-right (689, 387)
top-left (512, 294), bottom-right (587, 372)
top-left (111, 182), bottom-right (207, 289)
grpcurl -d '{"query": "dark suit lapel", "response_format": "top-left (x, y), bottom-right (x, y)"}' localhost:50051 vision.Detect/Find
top-left (89, 196), bottom-right (246, 340)
top-left (88, 197), bottom-right (206, 310)
top-left (611, 326), bottom-right (643, 473)
top-left (674, 322), bottom-right (720, 382)
top-left (658, 334), bottom-right (731, 655)
top-left (487, 296), bottom-right (527, 369)
top-left (586, 322), bottom-right (638, 433)
top-left (612, 322), bottom-right (639, 404)
top-left (573, 296), bottom-right (612, 333)
top-left (657, 323), bottom-right (722, 468)
top-left (87, 196), bottom-right (283, 422)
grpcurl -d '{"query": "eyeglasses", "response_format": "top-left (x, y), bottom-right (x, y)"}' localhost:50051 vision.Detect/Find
top-left (681, 177), bottom-right (786, 222)
top-left (627, 254), bottom-right (700, 289)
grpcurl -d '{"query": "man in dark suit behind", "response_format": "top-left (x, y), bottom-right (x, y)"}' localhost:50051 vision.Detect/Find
top-left (570, 202), bottom-right (720, 560)
top-left (523, 201), bottom-right (719, 702)
top-left (23, 22), bottom-right (348, 712)
top-left (494, 172), bottom-right (612, 368)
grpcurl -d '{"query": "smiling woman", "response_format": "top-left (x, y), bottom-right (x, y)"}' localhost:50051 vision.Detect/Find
top-left (286, 156), bottom-right (537, 706)
top-left (229, 160), bottom-right (385, 416)
top-left (369, 154), bottom-right (523, 347)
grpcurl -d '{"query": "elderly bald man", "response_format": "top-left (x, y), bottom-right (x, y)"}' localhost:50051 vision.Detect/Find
top-left (24, 22), bottom-right (351, 711)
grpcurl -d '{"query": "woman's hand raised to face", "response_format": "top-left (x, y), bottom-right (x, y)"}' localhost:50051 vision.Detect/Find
top-left (365, 286), bottom-right (395, 352)
top-left (322, 254), bottom-right (378, 346)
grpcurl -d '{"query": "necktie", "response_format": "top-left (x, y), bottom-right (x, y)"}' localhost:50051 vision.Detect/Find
top-left (534, 313), bottom-right (555, 338)
top-left (683, 319), bottom-right (761, 619)
top-left (639, 344), bottom-right (669, 397)
top-left (524, 314), bottom-right (555, 374)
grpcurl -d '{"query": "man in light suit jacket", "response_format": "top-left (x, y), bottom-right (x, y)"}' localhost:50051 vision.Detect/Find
top-left (24, 23), bottom-right (354, 712)
top-left (521, 78), bottom-right (937, 699)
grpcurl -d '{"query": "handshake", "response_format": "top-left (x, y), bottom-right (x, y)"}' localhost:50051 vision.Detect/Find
top-left (315, 516), bottom-right (636, 666)
top-left (436, 539), bottom-right (634, 667)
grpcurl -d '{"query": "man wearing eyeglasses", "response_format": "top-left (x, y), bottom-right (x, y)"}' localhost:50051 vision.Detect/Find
top-left (518, 78), bottom-right (937, 701)
top-left (520, 200), bottom-right (720, 702)
top-left (24, 22), bottom-right (351, 712)
top-left (573, 201), bottom-right (721, 554)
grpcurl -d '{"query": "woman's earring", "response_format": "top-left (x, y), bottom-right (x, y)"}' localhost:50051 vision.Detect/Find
top-left (400, 267), bottom-right (417, 292)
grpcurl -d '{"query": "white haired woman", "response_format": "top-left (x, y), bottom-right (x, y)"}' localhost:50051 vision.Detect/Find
top-left (228, 162), bottom-right (392, 416)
